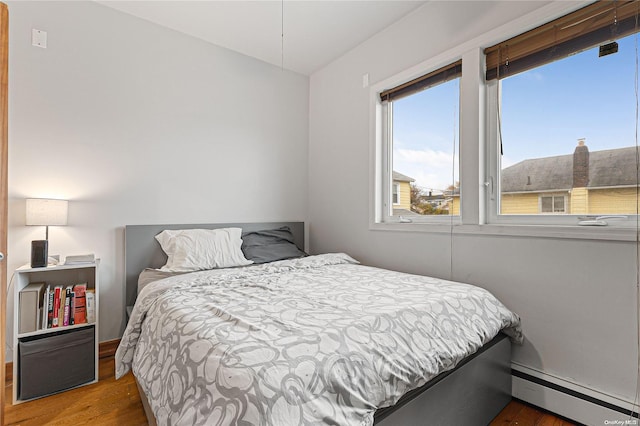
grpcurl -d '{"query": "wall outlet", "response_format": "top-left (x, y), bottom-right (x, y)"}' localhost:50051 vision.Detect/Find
top-left (362, 73), bottom-right (369, 88)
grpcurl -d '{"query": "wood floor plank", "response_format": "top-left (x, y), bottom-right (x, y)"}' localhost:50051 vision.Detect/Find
top-left (536, 412), bottom-right (573, 426)
top-left (5, 356), bottom-right (575, 426)
top-left (490, 400), bottom-right (578, 426)
top-left (515, 404), bottom-right (546, 426)
top-left (490, 399), bottom-right (526, 424)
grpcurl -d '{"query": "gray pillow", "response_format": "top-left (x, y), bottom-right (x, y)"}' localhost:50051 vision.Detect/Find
top-left (241, 227), bottom-right (306, 264)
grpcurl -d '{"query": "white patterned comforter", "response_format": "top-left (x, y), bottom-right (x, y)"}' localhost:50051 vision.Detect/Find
top-left (115, 253), bottom-right (522, 426)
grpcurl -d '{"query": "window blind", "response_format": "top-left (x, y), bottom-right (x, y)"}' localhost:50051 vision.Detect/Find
top-left (485, 0), bottom-right (640, 81)
top-left (379, 60), bottom-right (462, 102)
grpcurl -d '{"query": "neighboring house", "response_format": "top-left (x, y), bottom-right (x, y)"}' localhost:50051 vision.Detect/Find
top-left (427, 191), bottom-right (456, 215)
top-left (393, 171), bottom-right (456, 215)
top-left (392, 171), bottom-right (416, 216)
top-left (501, 140), bottom-right (638, 214)
top-left (444, 189), bottom-right (459, 215)
top-left (424, 193), bottom-right (447, 208)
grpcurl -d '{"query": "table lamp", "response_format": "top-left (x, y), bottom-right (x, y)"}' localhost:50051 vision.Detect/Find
top-left (26, 198), bottom-right (68, 268)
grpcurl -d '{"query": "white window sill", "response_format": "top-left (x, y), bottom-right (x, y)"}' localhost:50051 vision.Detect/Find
top-left (370, 221), bottom-right (638, 242)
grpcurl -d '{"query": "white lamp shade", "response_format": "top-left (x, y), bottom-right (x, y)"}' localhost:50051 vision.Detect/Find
top-left (26, 199), bottom-right (68, 226)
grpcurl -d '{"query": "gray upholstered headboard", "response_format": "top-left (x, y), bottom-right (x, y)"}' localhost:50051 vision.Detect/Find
top-left (124, 222), bottom-right (305, 309)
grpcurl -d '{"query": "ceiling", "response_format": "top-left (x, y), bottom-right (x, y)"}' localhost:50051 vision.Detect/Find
top-left (96, 1), bottom-right (427, 76)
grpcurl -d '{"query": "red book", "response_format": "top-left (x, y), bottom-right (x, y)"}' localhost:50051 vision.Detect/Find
top-left (73, 284), bottom-right (87, 324)
top-left (52, 286), bottom-right (62, 327)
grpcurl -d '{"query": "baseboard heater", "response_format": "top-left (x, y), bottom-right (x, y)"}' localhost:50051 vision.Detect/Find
top-left (512, 368), bottom-right (639, 425)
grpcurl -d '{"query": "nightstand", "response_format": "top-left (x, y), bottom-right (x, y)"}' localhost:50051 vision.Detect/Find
top-left (12, 260), bottom-right (100, 403)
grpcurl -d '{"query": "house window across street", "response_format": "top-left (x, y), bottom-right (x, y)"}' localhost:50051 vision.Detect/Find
top-left (392, 183), bottom-right (400, 205)
top-left (540, 195), bottom-right (566, 214)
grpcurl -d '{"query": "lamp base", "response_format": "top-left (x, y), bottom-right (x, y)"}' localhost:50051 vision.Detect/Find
top-left (31, 240), bottom-right (48, 268)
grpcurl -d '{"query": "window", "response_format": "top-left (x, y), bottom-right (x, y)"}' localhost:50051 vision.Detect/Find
top-left (486, 1), bottom-right (639, 225)
top-left (371, 1), bottom-right (640, 234)
top-left (377, 61), bottom-right (461, 223)
top-left (392, 183), bottom-right (400, 205)
top-left (540, 195), bottom-right (566, 214)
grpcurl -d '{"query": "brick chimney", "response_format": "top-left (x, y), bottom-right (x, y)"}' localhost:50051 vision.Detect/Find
top-left (573, 138), bottom-right (589, 188)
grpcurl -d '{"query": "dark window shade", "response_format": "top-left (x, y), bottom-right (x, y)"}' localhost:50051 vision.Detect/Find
top-left (485, 1), bottom-right (640, 81)
top-left (380, 60), bottom-right (462, 102)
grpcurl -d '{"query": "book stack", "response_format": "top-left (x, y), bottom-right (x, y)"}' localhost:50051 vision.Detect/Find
top-left (38, 283), bottom-right (95, 331)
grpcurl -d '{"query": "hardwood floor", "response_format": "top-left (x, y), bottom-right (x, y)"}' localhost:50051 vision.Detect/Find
top-left (490, 400), bottom-right (577, 426)
top-left (4, 356), bottom-right (147, 426)
top-left (4, 355), bottom-right (575, 426)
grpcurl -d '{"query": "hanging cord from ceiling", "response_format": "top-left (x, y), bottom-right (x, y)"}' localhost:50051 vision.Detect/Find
top-left (492, 46), bottom-right (506, 225)
top-left (632, 1), bottom-right (640, 420)
top-left (281, 0), bottom-right (284, 72)
top-left (449, 79), bottom-right (458, 281)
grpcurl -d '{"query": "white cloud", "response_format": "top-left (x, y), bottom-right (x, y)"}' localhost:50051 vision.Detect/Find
top-left (396, 148), bottom-right (451, 167)
top-left (394, 148), bottom-right (459, 192)
top-left (524, 71), bottom-right (544, 82)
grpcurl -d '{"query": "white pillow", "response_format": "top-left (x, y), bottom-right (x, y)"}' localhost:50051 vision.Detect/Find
top-left (155, 228), bottom-right (253, 272)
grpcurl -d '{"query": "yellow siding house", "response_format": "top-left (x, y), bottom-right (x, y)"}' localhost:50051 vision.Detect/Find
top-left (392, 171), bottom-right (414, 216)
top-left (500, 140), bottom-right (639, 215)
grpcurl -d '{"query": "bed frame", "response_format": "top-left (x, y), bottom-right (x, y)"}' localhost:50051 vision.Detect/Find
top-left (124, 222), bottom-right (512, 425)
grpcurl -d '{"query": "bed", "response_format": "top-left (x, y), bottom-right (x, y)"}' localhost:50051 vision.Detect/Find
top-left (116, 222), bottom-right (522, 425)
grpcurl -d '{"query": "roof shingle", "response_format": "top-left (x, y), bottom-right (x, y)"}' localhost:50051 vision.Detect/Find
top-left (392, 171), bottom-right (415, 183)
top-left (502, 146), bottom-right (637, 193)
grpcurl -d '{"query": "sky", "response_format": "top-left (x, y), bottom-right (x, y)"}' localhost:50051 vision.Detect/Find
top-left (392, 32), bottom-right (638, 193)
top-left (392, 78), bottom-right (459, 193)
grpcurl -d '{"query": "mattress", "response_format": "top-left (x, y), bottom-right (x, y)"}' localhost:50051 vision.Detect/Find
top-left (115, 253), bottom-right (522, 425)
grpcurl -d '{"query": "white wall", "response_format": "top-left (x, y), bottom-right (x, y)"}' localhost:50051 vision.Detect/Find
top-left (309, 0), bottom-right (637, 410)
top-left (7, 1), bottom-right (309, 349)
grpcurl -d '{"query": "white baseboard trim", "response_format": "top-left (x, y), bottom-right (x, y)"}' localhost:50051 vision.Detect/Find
top-left (512, 363), bottom-right (638, 426)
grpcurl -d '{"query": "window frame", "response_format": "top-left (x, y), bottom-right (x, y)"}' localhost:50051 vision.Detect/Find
top-left (486, 39), bottom-right (639, 228)
top-left (486, 80), bottom-right (636, 227)
top-left (374, 60), bottom-right (463, 225)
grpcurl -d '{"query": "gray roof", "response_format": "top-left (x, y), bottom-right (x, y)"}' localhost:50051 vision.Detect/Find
top-left (502, 146), bottom-right (638, 193)
top-left (392, 171), bottom-right (415, 183)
